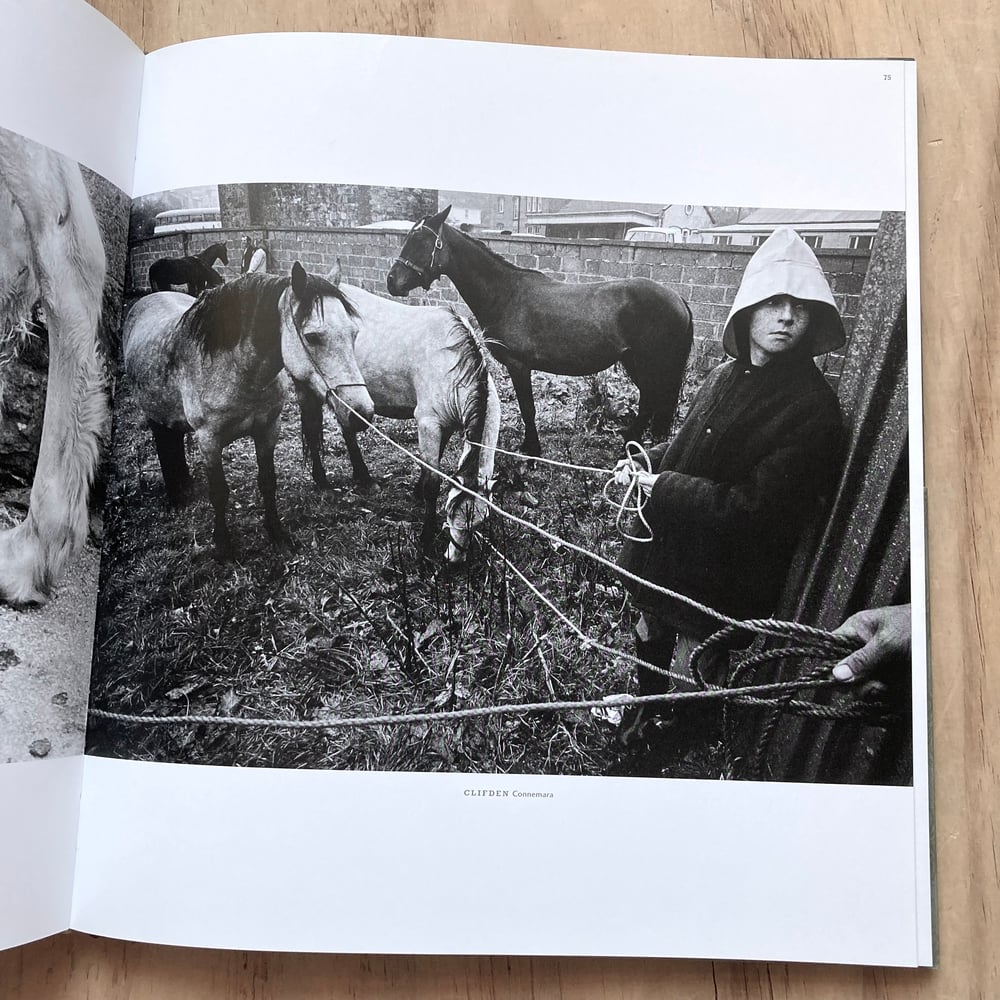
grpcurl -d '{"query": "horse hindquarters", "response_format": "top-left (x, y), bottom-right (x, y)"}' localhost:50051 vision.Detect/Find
top-left (622, 292), bottom-right (693, 442)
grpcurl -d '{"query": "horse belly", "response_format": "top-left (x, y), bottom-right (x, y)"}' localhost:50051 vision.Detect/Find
top-left (355, 337), bottom-right (417, 414)
top-left (192, 369), bottom-right (286, 448)
top-left (498, 290), bottom-right (629, 375)
top-left (499, 324), bottom-right (623, 376)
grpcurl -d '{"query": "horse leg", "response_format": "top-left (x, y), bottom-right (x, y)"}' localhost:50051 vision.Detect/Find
top-left (507, 362), bottom-right (541, 457)
top-left (619, 352), bottom-right (655, 443)
top-left (342, 426), bottom-right (376, 494)
top-left (296, 383), bottom-right (329, 489)
top-left (149, 421), bottom-right (193, 507)
top-left (196, 433), bottom-right (234, 560)
top-left (0, 144), bottom-right (105, 605)
top-left (416, 418), bottom-right (444, 558)
top-left (253, 423), bottom-right (292, 551)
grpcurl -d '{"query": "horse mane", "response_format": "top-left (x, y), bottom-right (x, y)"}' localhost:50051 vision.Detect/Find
top-left (444, 313), bottom-right (490, 514)
top-left (197, 242), bottom-right (227, 265)
top-left (448, 224), bottom-right (530, 274)
top-left (180, 271), bottom-right (358, 357)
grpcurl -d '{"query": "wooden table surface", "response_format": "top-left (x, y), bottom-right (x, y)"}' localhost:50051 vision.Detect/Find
top-left (5, 1), bottom-right (998, 996)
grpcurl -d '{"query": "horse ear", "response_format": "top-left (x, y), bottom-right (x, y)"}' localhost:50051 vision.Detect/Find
top-left (327, 260), bottom-right (342, 287)
top-left (430, 205), bottom-right (452, 227)
top-left (291, 261), bottom-right (308, 298)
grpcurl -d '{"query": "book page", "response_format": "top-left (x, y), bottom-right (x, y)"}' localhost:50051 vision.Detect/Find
top-left (0, 0), bottom-right (143, 951)
top-left (75, 31), bottom-right (929, 965)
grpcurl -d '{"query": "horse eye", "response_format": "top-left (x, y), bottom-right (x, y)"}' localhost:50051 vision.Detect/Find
top-left (304, 330), bottom-right (324, 346)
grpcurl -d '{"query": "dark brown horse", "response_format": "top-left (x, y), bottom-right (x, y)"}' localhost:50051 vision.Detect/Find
top-left (149, 241), bottom-right (229, 296)
top-left (386, 206), bottom-right (692, 456)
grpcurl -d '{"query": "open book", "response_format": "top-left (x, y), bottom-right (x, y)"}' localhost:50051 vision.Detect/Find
top-left (0, 0), bottom-right (931, 966)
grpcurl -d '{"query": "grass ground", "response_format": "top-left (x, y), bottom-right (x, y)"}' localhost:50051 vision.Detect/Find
top-left (86, 353), bottom-right (733, 778)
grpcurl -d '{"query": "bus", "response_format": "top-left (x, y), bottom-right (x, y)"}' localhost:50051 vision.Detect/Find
top-left (152, 207), bottom-right (222, 235)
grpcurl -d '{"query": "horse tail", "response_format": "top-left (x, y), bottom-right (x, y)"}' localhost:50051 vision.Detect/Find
top-left (445, 313), bottom-right (491, 517)
top-left (648, 293), bottom-right (694, 439)
top-left (148, 261), bottom-right (162, 291)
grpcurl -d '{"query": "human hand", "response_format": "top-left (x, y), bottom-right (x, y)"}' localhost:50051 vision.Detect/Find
top-left (613, 459), bottom-right (634, 486)
top-left (831, 604), bottom-right (911, 683)
top-left (612, 461), bottom-right (656, 494)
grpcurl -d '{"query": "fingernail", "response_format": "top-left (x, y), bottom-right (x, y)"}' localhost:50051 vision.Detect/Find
top-left (832, 664), bottom-right (853, 682)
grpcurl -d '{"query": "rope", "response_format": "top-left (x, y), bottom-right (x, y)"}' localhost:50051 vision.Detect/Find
top-left (88, 676), bottom-right (847, 731)
top-left (602, 440), bottom-right (654, 543)
top-left (465, 437), bottom-right (611, 476)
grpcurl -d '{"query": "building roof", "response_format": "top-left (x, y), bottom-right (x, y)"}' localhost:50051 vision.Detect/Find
top-left (707, 208), bottom-right (883, 233)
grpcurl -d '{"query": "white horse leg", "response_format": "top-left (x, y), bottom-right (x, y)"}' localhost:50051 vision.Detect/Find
top-left (0, 140), bottom-right (105, 605)
top-left (415, 416), bottom-right (444, 557)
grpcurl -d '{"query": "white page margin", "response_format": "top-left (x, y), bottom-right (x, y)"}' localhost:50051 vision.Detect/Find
top-left (73, 757), bottom-right (922, 965)
top-left (0, 758), bottom-right (83, 949)
top-left (135, 33), bottom-right (906, 209)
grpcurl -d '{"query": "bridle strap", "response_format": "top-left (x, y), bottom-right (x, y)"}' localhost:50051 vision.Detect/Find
top-left (283, 292), bottom-right (368, 409)
top-left (393, 219), bottom-right (444, 279)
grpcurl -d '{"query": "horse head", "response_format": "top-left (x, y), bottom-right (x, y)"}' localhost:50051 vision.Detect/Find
top-left (444, 472), bottom-right (496, 563)
top-left (281, 261), bottom-right (374, 433)
top-left (386, 204), bottom-right (451, 296)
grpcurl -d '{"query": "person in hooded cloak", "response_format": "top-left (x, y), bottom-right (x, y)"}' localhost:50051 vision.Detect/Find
top-left (615, 227), bottom-right (846, 754)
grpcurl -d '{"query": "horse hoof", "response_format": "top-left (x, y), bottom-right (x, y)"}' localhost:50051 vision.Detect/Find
top-left (520, 439), bottom-right (542, 459)
top-left (269, 529), bottom-right (296, 553)
top-left (0, 524), bottom-right (49, 607)
top-left (213, 540), bottom-right (237, 563)
top-left (353, 478), bottom-right (380, 496)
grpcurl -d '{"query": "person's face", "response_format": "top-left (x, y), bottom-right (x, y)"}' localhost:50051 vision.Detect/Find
top-left (747, 295), bottom-right (811, 364)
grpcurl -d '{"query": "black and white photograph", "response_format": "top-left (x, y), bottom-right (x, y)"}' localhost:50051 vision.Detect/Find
top-left (0, 125), bottom-right (130, 764)
top-left (85, 182), bottom-right (913, 784)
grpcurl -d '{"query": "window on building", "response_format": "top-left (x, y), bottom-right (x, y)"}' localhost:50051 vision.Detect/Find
top-left (749, 235), bottom-right (766, 247)
top-left (497, 197), bottom-right (505, 215)
top-left (713, 234), bottom-right (733, 246)
top-left (803, 235), bottom-right (823, 249)
top-left (849, 234), bottom-right (875, 250)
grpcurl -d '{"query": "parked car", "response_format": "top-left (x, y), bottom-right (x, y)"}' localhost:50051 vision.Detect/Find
top-left (624, 226), bottom-right (684, 244)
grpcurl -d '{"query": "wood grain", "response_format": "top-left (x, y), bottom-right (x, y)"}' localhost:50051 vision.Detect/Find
top-left (4, 0), bottom-right (998, 995)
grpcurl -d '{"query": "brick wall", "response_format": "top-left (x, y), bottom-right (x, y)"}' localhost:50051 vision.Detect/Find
top-left (127, 230), bottom-right (871, 380)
